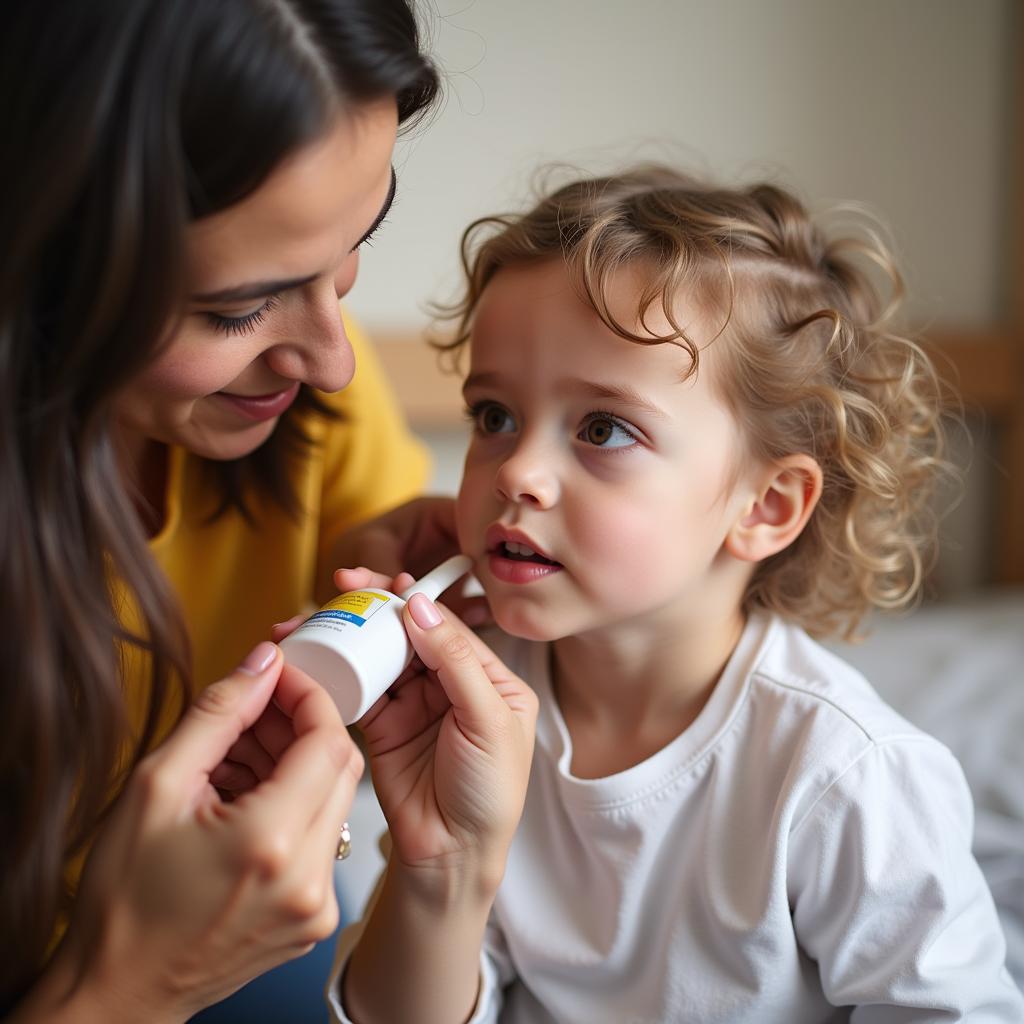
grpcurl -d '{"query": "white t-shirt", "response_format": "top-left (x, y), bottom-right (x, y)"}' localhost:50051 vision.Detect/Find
top-left (328, 613), bottom-right (1023, 1022)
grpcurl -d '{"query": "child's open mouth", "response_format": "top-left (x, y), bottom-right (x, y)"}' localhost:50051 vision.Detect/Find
top-left (500, 541), bottom-right (561, 566)
top-left (488, 541), bottom-right (563, 584)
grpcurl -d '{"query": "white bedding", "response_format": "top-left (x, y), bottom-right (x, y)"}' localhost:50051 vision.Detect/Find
top-left (830, 588), bottom-right (1024, 986)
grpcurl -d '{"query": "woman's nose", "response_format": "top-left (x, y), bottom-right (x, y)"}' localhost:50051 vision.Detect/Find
top-left (493, 441), bottom-right (560, 509)
top-left (264, 281), bottom-right (356, 394)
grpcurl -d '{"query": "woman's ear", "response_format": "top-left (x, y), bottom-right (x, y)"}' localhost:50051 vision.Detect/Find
top-left (725, 454), bottom-right (822, 563)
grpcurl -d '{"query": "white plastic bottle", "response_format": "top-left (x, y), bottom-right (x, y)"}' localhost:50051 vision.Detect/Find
top-left (280, 554), bottom-right (472, 724)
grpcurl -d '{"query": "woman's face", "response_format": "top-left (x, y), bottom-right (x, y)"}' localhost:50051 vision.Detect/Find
top-left (113, 98), bottom-right (398, 464)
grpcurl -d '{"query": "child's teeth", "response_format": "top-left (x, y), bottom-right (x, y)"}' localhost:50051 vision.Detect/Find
top-left (507, 541), bottom-right (536, 557)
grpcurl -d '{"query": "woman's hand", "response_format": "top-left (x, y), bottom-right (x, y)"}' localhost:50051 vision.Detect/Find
top-left (277, 573), bottom-right (535, 880)
top-left (327, 497), bottom-right (489, 624)
top-left (330, 496), bottom-right (459, 582)
top-left (21, 643), bottom-right (362, 1024)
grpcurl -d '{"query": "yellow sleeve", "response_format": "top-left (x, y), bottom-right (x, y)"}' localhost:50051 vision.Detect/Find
top-left (313, 314), bottom-right (432, 590)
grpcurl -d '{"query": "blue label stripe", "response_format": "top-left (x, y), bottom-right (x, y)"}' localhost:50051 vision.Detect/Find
top-left (310, 609), bottom-right (367, 627)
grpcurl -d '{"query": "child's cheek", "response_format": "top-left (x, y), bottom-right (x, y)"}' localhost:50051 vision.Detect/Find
top-left (574, 500), bottom-right (656, 591)
top-left (454, 469), bottom-right (486, 553)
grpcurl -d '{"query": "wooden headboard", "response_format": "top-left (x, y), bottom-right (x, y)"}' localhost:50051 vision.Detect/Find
top-left (374, 329), bottom-right (1024, 586)
top-left (923, 330), bottom-right (1024, 585)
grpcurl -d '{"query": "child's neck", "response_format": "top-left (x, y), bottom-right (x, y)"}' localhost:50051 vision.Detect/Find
top-left (550, 606), bottom-right (746, 779)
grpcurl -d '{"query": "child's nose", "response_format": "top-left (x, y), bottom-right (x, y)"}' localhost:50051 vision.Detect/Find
top-left (494, 444), bottom-right (559, 508)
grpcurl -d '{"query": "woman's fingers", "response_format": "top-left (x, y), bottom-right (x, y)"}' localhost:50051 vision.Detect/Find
top-left (270, 614), bottom-right (307, 643)
top-left (336, 523), bottom-right (406, 579)
top-left (152, 642), bottom-right (281, 796)
top-left (333, 566), bottom-right (415, 595)
top-left (222, 728), bottom-right (278, 780)
top-left (209, 760), bottom-right (259, 795)
top-left (240, 662), bottom-right (363, 834)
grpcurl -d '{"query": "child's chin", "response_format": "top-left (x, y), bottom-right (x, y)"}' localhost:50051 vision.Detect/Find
top-left (492, 604), bottom-right (569, 644)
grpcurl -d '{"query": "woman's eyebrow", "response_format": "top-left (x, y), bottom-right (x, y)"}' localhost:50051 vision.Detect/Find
top-left (353, 165), bottom-right (398, 250)
top-left (192, 272), bottom-right (318, 304)
top-left (192, 166), bottom-right (398, 304)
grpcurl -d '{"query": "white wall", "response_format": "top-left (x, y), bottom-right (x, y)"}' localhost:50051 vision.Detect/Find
top-left (345, 0), bottom-right (1014, 589)
top-left (348, 0), bottom-right (1013, 333)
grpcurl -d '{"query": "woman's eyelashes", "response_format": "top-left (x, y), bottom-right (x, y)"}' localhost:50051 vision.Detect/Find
top-left (205, 294), bottom-right (281, 337)
top-left (352, 168), bottom-right (397, 251)
top-left (467, 400), bottom-right (640, 451)
top-left (353, 210), bottom-right (391, 250)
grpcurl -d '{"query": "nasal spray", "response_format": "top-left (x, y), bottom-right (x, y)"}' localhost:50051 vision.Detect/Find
top-left (280, 555), bottom-right (472, 724)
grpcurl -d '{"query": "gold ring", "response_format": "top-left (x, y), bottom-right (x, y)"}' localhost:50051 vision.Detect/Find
top-left (335, 821), bottom-right (352, 861)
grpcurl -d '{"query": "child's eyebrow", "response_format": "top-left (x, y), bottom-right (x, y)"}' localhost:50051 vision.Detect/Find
top-left (463, 373), bottom-right (670, 420)
top-left (574, 381), bottom-right (670, 420)
top-left (462, 372), bottom-right (502, 394)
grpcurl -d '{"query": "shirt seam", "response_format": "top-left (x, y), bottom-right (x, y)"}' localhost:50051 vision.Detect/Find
top-left (789, 733), bottom-right (944, 836)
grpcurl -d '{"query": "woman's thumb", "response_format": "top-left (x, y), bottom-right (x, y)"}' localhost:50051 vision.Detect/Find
top-left (155, 641), bottom-right (282, 777)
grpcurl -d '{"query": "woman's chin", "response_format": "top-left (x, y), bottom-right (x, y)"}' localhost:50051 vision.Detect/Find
top-left (191, 419), bottom-right (279, 461)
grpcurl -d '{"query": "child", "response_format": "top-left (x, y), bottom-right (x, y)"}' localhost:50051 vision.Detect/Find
top-left (332, 167), bottom-right (1024, 1022)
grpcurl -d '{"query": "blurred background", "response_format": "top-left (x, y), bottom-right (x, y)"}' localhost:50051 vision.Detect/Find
top-left (352, 0), bottom-right (1011, 330)
top-left (344, 0), bottom-right (1021, 596)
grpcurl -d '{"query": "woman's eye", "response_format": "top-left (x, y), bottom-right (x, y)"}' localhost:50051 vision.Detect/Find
top-left (579, 415), bottom-right (637, 449)
top-left (471, 402), bottom-right (516, 435)
top-left (205, 295), bottom-right (279, 337)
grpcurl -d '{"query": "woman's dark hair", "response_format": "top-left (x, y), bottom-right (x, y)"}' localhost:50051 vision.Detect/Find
top-left (0, 0), bottom-right (437, 1006)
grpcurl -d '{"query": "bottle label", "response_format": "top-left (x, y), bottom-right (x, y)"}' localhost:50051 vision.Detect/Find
top-left (308, 590), bottom-right (390, 628)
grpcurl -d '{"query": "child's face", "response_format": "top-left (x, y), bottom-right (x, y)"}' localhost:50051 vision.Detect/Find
top-left (456, 259), bottom-right (760, 643)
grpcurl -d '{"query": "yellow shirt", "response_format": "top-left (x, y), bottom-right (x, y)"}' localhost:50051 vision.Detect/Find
top-left (146, 320), bottom-right (430, 703)
top-left (53, 321), bottom-right (427, 957)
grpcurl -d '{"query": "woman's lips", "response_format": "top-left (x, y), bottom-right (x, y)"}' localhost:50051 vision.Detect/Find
top-left (216, 382), bottom-right (300, 422)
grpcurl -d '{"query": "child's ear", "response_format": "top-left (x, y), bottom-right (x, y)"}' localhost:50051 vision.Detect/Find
top-left (725, 454), bottom-right (823, 563)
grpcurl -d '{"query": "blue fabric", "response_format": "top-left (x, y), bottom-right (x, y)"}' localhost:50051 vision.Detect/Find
top-left (188, 888), bottom-right (344, 1024)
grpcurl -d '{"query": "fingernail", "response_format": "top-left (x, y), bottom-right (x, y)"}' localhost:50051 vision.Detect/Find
top-left (408, 592), bottom-right (443, 629)
top-left (238, 641), bottom-right (277, 675)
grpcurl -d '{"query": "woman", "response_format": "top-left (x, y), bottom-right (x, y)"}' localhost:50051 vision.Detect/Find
top-left (1, 1), bottom-right (532, 1019)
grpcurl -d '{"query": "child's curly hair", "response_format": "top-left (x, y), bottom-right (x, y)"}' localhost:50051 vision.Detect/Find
top-left (436, 165), bottom-right (953, 641)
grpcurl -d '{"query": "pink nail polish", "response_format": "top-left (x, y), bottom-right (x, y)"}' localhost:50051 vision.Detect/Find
top-left (408, 592), bottom-right (443, 629)
top-left (239, 641), bottom-right (276, 675)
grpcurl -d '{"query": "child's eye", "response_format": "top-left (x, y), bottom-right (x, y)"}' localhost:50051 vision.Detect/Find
top-left (578, 413), bottom-right (637, 449)
top-left (205, 294), bottom-right (280, 337)
top-left (468, 401), bottom-right (516, 435)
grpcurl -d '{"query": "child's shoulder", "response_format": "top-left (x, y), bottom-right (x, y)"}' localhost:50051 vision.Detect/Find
top-left (743, 614), bottom-right (965, 811)
top-left (750, 613), bottom-right (929, 744)
top-left (735, 616), bottom-right (971, 842)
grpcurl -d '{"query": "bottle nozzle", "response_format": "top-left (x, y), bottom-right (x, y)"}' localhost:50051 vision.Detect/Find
top-left (399, 554), bottom-right (473, 602)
